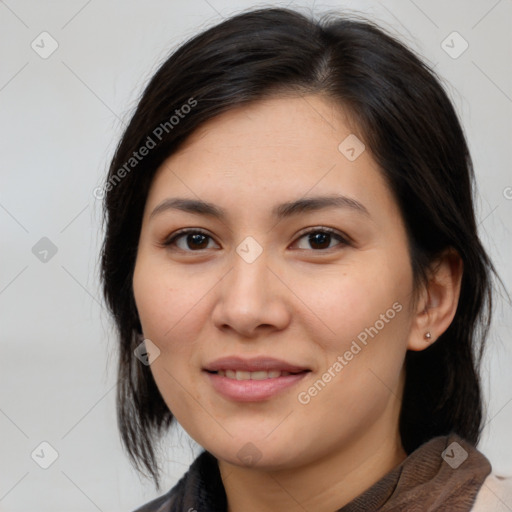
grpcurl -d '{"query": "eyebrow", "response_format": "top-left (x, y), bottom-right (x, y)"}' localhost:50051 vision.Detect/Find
top-left (149, 194), bottom-right (370, 220)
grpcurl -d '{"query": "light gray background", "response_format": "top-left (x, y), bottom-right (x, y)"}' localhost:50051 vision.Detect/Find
top-left (1, 0), bottom-right (511, 510)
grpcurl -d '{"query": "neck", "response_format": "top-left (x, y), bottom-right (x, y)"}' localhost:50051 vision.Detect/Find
top-left (218, 418), bottom-right (407, 512)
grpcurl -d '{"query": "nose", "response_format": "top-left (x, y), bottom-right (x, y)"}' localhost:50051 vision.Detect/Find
top-left (211, 250), bottom-right (291, 339)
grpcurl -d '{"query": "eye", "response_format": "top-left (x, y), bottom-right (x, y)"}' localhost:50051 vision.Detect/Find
top-left (293, 227), bottom-right (349, 251)
top-left (163, 229), bottom-right (219, 251)
top-left (162, 227), bottom-right (350, 253)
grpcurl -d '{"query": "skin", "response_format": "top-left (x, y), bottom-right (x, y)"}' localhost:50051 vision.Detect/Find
top-left (132, 94), bottom-right (463, 512)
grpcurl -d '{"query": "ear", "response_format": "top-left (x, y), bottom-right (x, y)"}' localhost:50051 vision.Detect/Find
top-left (408, 248), bottom-right (463, 351)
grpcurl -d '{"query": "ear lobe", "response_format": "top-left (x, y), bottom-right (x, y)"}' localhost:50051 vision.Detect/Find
top-left (407, 249), bottom-right (463, 352)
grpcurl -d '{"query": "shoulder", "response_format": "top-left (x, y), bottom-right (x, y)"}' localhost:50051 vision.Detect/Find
top-left (129, 465), bottom-right (187, 512)
top-left (130, 450), bottom-right (224, 512)
top-left (471, 472), bottom-right (512, 511)
top-left (131, 489), bottom-right (174, 512)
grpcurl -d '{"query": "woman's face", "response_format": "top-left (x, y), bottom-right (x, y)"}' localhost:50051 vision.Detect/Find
top-left (133, 94), bottom-right (417, 470)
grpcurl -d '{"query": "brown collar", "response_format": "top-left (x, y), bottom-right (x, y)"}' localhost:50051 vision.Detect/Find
top-left (134, 434), bottom-right (491, 512)
top-left (339, 434), bottom-right (491, 511)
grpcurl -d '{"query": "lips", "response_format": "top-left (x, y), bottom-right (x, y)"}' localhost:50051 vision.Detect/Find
top-left (203, 356), bottom-right (309, 374)
top-left (203, 356), bottom-right (310, 401)
top-left (216, 369), bottom-right (291, 380)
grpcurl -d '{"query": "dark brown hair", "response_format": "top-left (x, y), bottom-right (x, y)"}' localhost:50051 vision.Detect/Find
top-left (100, 7), bottom-right (496, 487)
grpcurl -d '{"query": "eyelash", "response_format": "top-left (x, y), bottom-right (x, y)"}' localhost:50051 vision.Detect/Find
top-left (162, 227), bottom-right (350, 253)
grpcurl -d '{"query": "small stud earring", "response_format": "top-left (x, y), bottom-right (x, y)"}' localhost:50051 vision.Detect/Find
top-left (424, 331), bottom-right (432, 340)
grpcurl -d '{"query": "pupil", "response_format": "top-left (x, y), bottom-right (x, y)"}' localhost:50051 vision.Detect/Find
top-left (188, 233), bottom-right (208, 249)
top-left (309, 232), bottom-right (330, 249)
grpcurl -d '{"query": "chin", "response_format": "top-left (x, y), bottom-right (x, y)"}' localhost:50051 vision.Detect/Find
top-left (201, 434), bottom-right (307, 471)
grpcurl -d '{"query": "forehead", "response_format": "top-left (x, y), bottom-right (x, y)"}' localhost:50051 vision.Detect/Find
top-left (176, 93), bottom-right (357, 154)
top-left (144, 94), bottom-right (396, 222)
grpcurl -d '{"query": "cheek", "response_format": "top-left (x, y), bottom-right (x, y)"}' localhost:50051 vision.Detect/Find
top-left (132, 257), bottom-right (208, 412)
top-left (132, 256), bottom-right (201, 354)
top-left (294, 269), bottom-right (410, 425)
top-left (294, 256), bottom-right (413, 417)
top-left (300, 258), bottom-right (410, 350)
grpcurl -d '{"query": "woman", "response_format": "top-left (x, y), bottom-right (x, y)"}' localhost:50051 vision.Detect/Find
top-left (99, 7), bottom-right (512, 511)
